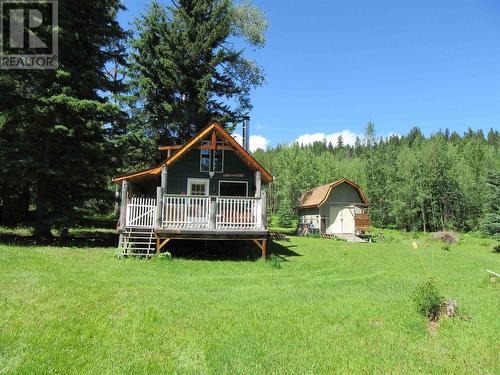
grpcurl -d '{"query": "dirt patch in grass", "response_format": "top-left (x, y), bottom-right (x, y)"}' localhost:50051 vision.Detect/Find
top-left (432, 231), bottom-right (459, 244)
top-left (428, 320), bottom-right (439, 336)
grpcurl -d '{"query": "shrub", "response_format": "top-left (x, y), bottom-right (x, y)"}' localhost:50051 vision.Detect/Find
top-left (152, 252), bottom-right (172, 261)
top-left (432, 231), bottom-right (459, 244)
top-left (268, 254), bottom-right (283, 269)
top-left (493, 244), bottom-right (500, 253)
top-left (412, 279), bottom-right (444, 321)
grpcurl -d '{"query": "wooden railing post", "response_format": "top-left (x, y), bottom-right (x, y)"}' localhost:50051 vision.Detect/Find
top-left (209, 197), bottom-right (217, 230)
top-left (255, 171), bottom-right (261, 197)
top-left (156, 187), bottom-right (162, 228)
top-left (119, 180), bottom-right (128, 229)
top-left (261, 190), bottom-right (267, 230)
top-left (161, 166), bottom-right (168, 194)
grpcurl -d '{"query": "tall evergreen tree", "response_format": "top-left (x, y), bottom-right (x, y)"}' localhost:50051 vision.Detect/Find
top-left (364, 121), bottom-right (376, 148)
top-left (481, 170), bottom-right (500, 238)
top-left (129, 0), bottom-right (267, 149)
top-left (0, 0), bottom-right (127, 236)
top-left (336, 134), bottom-right (344, 149)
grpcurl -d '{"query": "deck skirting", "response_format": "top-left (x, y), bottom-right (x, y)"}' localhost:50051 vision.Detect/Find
top-left (118, 226), bottom-right (268, 258)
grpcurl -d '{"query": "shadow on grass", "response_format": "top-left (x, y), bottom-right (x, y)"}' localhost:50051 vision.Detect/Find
top-left (165, 239), bottom-right (301, 262)
top-left (0, 227), bottom-right (302, 262)
top-left (0, 232), bottom-right (118, 248)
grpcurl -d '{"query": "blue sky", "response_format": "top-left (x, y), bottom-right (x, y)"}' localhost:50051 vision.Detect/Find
top-left (120, 0), bottom-right (500, 150)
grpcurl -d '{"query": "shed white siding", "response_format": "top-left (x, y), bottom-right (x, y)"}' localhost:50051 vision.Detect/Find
top-left (321, 182), bottom-right (363, 234)
top-left (298, 207), bottom-right (321, 229)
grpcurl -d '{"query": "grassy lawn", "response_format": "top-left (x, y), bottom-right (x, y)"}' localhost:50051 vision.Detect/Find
top-left (0, 234), bottom-right (499, 374)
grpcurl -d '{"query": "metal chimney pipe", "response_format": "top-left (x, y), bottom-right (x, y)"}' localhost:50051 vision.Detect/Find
top-left (242, 116), bottom-right (250, 151)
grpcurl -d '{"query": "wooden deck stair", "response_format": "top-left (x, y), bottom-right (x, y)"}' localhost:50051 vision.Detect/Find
top-left (119, 228), bottom-right (156, 257)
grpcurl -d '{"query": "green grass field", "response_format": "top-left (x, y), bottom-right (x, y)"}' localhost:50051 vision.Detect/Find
top-left (0, 232), bottom-right (499, 374)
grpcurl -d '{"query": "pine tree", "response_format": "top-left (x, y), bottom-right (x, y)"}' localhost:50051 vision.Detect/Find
top-left (353, 136), bottom-right (362, 156)
top-left (336, 134), bottom-right (344, 149)
top-left (0, 0), bottom-right (127, 236)
top-left (481, 171), bottom-right (500, 238)
top-left (129, 0), bottom-right (267, 146)
top-left (364, 121), bottom-right (376, 148)
top-left (487, 128), bottom-right (499, 146)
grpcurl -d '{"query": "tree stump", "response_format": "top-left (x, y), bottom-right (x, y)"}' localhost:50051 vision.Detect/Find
top-left (442, 299), bottom-right (458, 317)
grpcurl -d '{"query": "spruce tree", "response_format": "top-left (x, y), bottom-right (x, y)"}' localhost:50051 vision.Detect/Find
top-left (481, 171), bottom-right (500, 238)
top-left (0, 0), bottom-right (127, 236)
top-left (129, 0), bottom-right (267, 147)
top-left (336, 134), bottom-right (344, 149)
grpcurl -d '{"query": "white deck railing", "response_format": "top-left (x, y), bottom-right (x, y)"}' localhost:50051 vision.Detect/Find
top-left (216, 197), bottom-right (261, 230)
top-left (162, 195), bottom-right (210, 229)
top-left (126, 197), bottom-right (157, 227)
top-left (125, 194), bottom-right (264, 231)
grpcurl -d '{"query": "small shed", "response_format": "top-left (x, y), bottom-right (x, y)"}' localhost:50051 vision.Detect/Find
top-left (297, 178), bottom-right (370, 235)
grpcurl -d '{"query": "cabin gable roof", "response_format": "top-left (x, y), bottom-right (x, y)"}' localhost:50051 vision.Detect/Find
top-left (112, 122), bottom-right (273, 184)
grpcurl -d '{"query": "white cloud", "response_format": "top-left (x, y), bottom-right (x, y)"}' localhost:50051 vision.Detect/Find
top-left (295, 129), bottom-right (360, 147)
top-left (249, 135), bottom-right (270, 151)
top-left (233, 133), bottom-right (270, 152)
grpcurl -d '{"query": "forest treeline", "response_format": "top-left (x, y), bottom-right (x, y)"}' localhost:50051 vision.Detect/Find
top-left (0, 0), bottom-right (499, 238)
top-left (254, 125), bottom-right (500, 234)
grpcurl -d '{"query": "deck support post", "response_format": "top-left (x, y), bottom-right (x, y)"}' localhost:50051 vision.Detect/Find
top-left (156, 187), bottom-right (162, 228)
top-left (119, 180), bottom-right (128, 229)
top-left (156, 237), bottom-right (170, 254)
top-left (252, 239), bottom-right (267, 260)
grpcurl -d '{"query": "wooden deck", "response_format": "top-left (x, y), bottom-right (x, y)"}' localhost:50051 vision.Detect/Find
top-left (123, 195), bottom-right (266, 231)
top-left (119, 194), bottom-right (269, 258)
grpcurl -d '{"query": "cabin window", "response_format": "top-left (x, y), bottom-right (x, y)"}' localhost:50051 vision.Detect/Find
top-left (200, 142), bottom-right (211, 172)
top-left (200, 141), bottom-right (223, 173)
top-left (219, 181), bottom-right (248, 197)
top-left (213, 148), bottom-right (223, 172)
top-left (188, 178), bottom-right (209, 196)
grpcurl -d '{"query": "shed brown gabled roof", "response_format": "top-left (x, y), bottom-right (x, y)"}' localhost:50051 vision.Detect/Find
top-left (297, 178), bottom-right (369, 209)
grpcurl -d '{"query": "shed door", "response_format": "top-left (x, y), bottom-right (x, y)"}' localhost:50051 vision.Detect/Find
top-left (327, 205), bottom-right (355, 234)
top-left (341, 206), bottom-right (355, 234)
top-left (327, 205), bottom-right (343, 234)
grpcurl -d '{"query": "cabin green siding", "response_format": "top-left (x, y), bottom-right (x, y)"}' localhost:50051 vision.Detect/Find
top-left (166, 148), bottom-right (258, 196)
